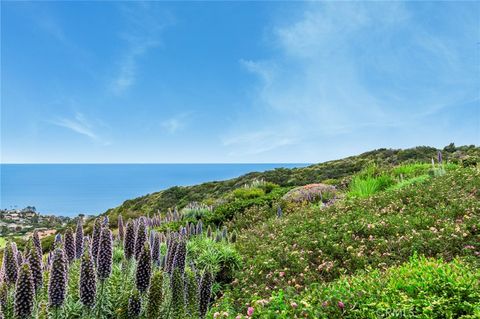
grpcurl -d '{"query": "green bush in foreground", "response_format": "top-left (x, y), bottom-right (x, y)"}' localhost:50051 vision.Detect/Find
top-left (219, 255), bottom-right (480, 318)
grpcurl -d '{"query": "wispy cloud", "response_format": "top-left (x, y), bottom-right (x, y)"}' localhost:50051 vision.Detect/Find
top-left (161, 113), bottom-right (191, 134)
top-left (224, 2), bottom-right (478, 156)
top-left (223, 130), bottom-right (298, 155)
top-left (110, 3), bottom-right (173, 95)
top-left (51, 112), bottom-right (109, 145)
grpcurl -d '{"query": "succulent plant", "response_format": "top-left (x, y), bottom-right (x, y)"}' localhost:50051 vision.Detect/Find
top-left (135, 219), bottom-right (147, 260)
top-left (75, 219), bottom-right (84, 259)
top-left (128, 289), bottom-right (141, 317)
top-left (199, 270), bottom-right (213, 319)
top-left (136, 242), bottom-right (152, 293)
top-left (146, 271), bottom-right (163, 319)
top-left (124, 221), bottom-right (136, 260)
top-left (3, 242), bottom-right (18, 286)
top-left (48, 248), bottom-right (67, 308)
top-left (171, 267), bottom-right (185, 318)
top-left (27, 243), bottom-right (43, 294)
top-left (97, 228), bottom-right (113, 281)
top-left (79, 246), bottom-right (96, 308)
top-left (64, 228), bottom-right (76, 264)
top-left (14, 263), bottom-right (34, 319)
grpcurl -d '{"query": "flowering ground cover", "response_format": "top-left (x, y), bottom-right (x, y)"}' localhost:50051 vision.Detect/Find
top-left (210, 167), bottom-right (480, 317)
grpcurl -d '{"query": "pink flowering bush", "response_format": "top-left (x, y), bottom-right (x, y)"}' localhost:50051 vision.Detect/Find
top-left (220, 167), bottom-right (480, 311)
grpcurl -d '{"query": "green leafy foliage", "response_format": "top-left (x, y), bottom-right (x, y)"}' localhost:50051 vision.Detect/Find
top-left (223, 167), bottom-right (480, 309)
top-left (217, 255), bottom-right (480, 318)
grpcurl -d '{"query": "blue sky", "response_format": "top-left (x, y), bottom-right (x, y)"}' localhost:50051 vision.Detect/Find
top-left (1, 1), bottom-right (479, 163)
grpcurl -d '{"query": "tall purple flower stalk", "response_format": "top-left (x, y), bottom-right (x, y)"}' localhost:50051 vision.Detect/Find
top-left (118, 215), bottom-right (125, 241)
top-left (135, 219), bottom-right (147, 260)
top-left (124, 221), bottom-right (136, 260)
top-left (27, 244), bottom-right (43, 294)
top-left (48, 248), bottom-right (67, 309)
top-left (172, 240), bottom-right (186, 275)
top-left (64, 228), bottom-right (76, 264)
top-left (136, 242), bottom-right (152, 293)
top-left (199, 271), bottom-right (213, 319)
top-left (152, 234), bottom-right (160, 266)
top-left (97, 228), bottom-right (113, 281)
top-left (3, 243), bottom-right (18, 286)
top-left (79, 244), bottom-right (96, 308)
top-left (32, 230), bottom-right (43, 259)
top-left (75, 219), bottom-right (84, 259)
top-left (91, 219), bottom-right (102, 264)
top-left (14, 263), bottom-right (34, 319)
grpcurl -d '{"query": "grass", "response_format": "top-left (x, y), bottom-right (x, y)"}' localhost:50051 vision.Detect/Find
top-left (347, 174), bottom-right (394, 198)
top-left (0, 237), bottom-right (6, 249)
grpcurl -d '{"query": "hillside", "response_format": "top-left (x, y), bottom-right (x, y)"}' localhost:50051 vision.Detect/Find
top-left (102, 144), bottom-right (478, 225)
top-left (1, 144), bottom-right (479, 319)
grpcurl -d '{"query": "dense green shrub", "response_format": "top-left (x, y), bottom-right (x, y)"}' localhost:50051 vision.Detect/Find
top-left (232, 187), bottom-right (265, 200)
top-left (187, 237), bottom-right (241, 285)
top-left (214, 255), bottom-right (480, 318)
top-left (205, 187), bottom-right (290, 225)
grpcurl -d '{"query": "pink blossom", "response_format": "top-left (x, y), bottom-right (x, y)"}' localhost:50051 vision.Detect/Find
top-left (247, 307), bottom-right (254, 316)
top-left (338, 301), bottom-right (345, 309)
top-left (291, 302), bottom-right (298, 308)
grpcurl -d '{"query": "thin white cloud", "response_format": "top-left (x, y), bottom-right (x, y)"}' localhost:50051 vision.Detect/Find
top-left (110, 4), bottom-right (173, 95)
top-left (161, 113), bottom-right (190, 134)
top-left (223, 130), bottom-right (298, 155)
top-left (51, 112), bottom-right (109, 145)
top-left (225, 2), bottom-right (477, 157)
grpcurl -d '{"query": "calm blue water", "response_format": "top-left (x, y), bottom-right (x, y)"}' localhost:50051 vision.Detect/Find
top-left (0, 164), bottom-right (308, 217)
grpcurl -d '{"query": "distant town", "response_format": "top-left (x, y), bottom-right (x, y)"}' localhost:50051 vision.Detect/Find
top-left (0, 206), bottom-right (71, 240)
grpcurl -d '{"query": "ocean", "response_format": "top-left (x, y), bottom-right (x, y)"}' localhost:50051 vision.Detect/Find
top-left (0, 164), bottom-right (308, 217)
